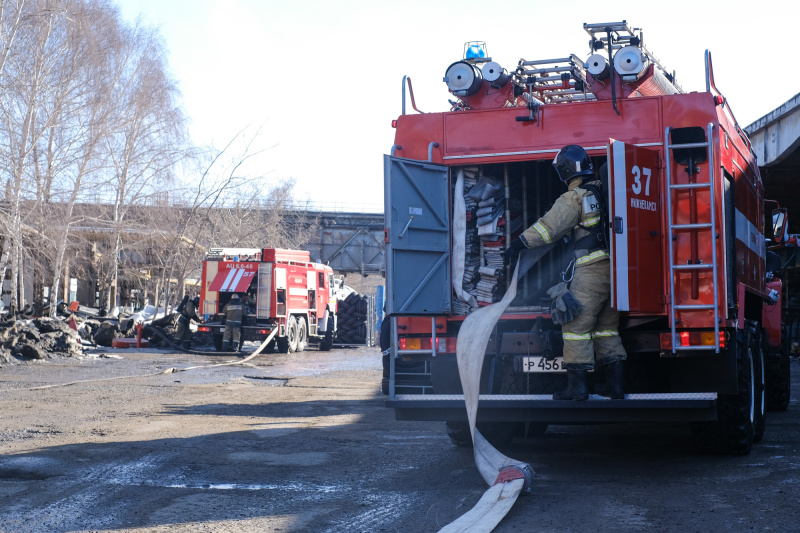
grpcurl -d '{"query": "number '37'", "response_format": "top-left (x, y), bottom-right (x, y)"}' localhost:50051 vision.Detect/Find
top-left (631, 165), bottom-right (652, 196)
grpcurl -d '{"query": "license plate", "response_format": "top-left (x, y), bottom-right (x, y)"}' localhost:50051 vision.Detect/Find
top-left (521, 356), bottom-right (566, 373)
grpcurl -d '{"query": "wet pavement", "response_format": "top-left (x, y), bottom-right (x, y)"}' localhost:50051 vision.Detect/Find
top-left (1, 346), bottom-right (799, 532)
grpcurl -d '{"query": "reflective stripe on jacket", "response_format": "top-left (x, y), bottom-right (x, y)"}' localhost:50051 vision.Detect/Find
top-left (520, 178), bottom-right (606, 267)
top-left (223, 299), bottom-right (244, 324)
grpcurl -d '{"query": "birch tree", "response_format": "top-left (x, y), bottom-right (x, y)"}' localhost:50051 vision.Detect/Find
top-left (93, 20), bottom-right (187, 311)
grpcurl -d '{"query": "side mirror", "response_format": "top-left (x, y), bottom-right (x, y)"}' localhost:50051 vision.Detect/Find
top-left (772, 208), bottom-right (788, 244)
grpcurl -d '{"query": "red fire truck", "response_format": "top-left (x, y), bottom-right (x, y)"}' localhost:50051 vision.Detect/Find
top-left (198, 248), bottom-right (337, 352)
top-left (383, 21), bottom-right (791, 454)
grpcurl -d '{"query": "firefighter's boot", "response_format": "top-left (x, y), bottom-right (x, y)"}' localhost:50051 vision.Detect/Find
top-left (553, 369), bottom-right (589, 401)
top-left (595, 361), bottom-right (625, 399)
top-left (232, 341), bottom-right (239, 352)
top-left (221, 340), bottom-right (230, 351)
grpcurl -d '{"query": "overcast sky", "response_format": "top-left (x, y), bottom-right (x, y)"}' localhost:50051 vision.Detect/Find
top-left (116, 0), bottom-right (798, 212)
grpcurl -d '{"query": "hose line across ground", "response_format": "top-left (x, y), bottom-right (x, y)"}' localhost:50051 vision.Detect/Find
top-left (439, 257), bottom-right (542, 532)
top-left (24, 328), bottom-right (278, 391)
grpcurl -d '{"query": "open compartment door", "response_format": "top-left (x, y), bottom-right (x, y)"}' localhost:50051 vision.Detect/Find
top-left (384, 156), bottom-right (451, 315)
top-left (608, 140), bottom-right (664, 313)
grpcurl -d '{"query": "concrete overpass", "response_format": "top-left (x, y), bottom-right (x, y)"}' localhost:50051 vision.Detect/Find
top-left (303, 211), bottom-right (385, 276)
top-left (745, 92), bottom-right (800, 232)
top-left (745, 92), bottom-right (800, 342)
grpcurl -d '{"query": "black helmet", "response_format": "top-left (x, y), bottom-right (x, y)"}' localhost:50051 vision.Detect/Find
top-left (192, 296), bottom-right (200, 306)
top-left (553, 144), bottom-right (594, 182)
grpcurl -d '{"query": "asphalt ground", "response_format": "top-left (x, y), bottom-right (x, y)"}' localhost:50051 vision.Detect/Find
top-left (1, 345), bottom-right (799, 532)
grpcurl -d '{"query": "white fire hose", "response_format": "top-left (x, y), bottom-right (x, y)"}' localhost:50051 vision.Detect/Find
top-left (439, 260), bottom-right (533, 532)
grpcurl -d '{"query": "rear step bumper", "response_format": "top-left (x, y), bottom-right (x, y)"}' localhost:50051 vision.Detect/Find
top-left (386, 393), bottom-right (718, 423)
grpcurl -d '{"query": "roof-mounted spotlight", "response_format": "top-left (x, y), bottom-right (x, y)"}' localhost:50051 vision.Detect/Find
top-left (444, 61), bottom-right (483, 96)
top-left (481, 61), bottom-right (509, 87)
top-left (613, 45), bottom-right (647, 80)
top-left (585, 54), bottom-right (611, 80)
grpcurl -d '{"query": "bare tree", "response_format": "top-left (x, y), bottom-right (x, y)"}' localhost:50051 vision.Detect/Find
top-left (92, 19), bottom-right (188, 311)
top-left (0, 1), bottom-right (67, 311)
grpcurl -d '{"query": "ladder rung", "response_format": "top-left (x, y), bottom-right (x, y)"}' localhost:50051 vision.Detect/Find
top-left (667, 141), bottom-right (710, 150)
top-left (672, 264), bottom-right (713, 271)
top-left (671, 223), bottom-right (712, 230)
top-left (674, 304), bottom-right (715, 310)
top-left (670, 183), bottom-right (711, 190)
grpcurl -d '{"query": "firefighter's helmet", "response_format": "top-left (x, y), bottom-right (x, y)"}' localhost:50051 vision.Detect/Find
top-left (553, 145), bottom-right (594, 182)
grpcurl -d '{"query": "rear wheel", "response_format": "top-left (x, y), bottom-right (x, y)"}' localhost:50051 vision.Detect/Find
top-left (446, 421), bottom-right (472, 447)
top-left (319, 315), bottom-right (335, 351)
top-left (286, 316), bottom-right (299, 353)
top-left (295, 317), bottom-right (307, 352)
top-left (766, 325), bottom-right (791, 411)
top-left (753, 327), bottom-right (766, 443)
top-left (276, 336), bottom-right (290, 353)
top-left (444, 421), bottom-right (519, 448)
top-left (692, 328), bottom-right (755, 455)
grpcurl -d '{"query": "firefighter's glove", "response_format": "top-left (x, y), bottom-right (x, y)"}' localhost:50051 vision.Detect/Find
top-left (547, 282), bottom-right (583, 325)
top-left (503, 238), bottom-right (527, 269)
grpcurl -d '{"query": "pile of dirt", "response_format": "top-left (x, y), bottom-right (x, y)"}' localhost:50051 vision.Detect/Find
top-left (0, 317), bottom-right (84, 363)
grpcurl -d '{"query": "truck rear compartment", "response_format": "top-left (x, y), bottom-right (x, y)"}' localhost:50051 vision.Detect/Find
top-left (387, 158), bottom-right (735, 422)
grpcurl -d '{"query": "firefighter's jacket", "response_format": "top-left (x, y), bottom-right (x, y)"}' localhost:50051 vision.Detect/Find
top-left (223, 297), bottom-right (244, 327)
top-left (178, 300), bottom-right (199, 325)
top-left (519, 178), bottom-right (607, 266)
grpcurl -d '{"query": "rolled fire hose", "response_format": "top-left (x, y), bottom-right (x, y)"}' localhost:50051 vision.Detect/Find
top-left (439, 247), bottom-right (553, 532)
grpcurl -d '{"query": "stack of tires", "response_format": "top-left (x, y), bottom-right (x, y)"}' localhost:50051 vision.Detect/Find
top-left (335, 292), bottom-right (368, 345)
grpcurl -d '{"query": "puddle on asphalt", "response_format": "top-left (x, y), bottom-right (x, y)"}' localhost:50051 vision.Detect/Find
top-left (227, 451), bottom-right (329, 466)
top-left (165, 482), bottom-right (344, 493)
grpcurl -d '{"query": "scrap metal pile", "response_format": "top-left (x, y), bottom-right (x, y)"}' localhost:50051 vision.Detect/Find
top-left (0, 303), bottom-right (196, 364)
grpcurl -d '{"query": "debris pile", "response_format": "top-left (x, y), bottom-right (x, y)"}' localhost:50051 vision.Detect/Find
top-left (0, 317), bottom-right (84, 363)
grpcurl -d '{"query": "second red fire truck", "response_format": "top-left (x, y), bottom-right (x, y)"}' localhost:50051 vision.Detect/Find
top-left (198, 248), bottom-right (337, 352)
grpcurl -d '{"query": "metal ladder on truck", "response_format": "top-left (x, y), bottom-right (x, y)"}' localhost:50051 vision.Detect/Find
top-left (664, 123), bottom-right (721, 353)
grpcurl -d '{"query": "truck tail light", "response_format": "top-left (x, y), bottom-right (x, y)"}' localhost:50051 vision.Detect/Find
top-left (660, 331), bottom-right (726, 350)
top-left (197, 326), bottom-right (210, 332)
top-left (440, 337), bottom-right (456, 353)
top-left (259, 329), bottom-right (271, 335)
top-left (398, 337), bottom-right (455, 353)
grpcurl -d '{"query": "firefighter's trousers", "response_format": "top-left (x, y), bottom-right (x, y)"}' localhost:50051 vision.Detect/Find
top-left (222, 322), bottom-right (241, 346)
top-left (561, 258), bottom-right (626, 370)
top-left (176, 315), bottom-right (192, 344)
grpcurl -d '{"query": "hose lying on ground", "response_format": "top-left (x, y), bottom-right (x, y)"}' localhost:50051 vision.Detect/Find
top-left (439, 247), bottom-right (553, 532)
top-left (142, 325), bottom-right (245, 357)
top-left (22, 328), bottom-right (278, 391)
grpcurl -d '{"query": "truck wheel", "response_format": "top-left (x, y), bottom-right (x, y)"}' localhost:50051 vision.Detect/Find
top-left (766, 325), bottom-right (791, 411)
top-left (296, 317), bottom-right (307, 352)
top-left (445, 421), bottom-right (518, 448)
top-left (213, 334), bottom-right (223, 352)
top-left (752, 327), bottom-right (766, 443)
top-left (319, 316), bottom-right (335, 351)
top-left (446, 421), bottom-right (472, 447)
top-left (286, 316), bottom-right (299, 353)
top-left (692, 329), bottom-right (755, 455)
top-left (276, 336), bottom-right (290, 353)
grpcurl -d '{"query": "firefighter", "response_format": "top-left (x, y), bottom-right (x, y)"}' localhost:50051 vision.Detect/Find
top-left (504, 144), bottom-right (626, 400)
top-left (221, 293), bottom-right (245, 352)
top-left (175, 295), bottom-right (200, 350)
